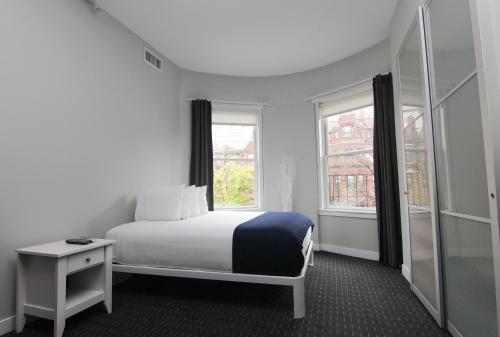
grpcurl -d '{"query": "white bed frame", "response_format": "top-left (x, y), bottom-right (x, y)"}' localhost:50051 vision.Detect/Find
top-left (112, 241), bottom-right (314, 319)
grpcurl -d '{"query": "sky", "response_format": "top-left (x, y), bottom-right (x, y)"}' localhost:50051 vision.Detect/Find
top-left (212, 125), bottom-right (254, 151)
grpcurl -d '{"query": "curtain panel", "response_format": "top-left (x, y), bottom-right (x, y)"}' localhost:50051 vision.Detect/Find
top-left (189, 99), bottom-right (214, 211)
top-left (373, 73), bottom-right (403, 267)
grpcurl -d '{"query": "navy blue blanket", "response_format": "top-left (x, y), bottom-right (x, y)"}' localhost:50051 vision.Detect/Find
top-left (232, 212), bottom-right (314, 277)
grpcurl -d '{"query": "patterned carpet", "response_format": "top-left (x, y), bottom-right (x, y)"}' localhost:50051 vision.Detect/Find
top-left (9, 252), bottom-right (450, 337)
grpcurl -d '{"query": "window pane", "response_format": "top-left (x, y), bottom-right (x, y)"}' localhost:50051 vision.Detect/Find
top-left (213, 160), bottom-right (256, 208)
top-left (325, 106), bottom-right (375, 208)
top-left (427, 0), bottom-right (476, 102)
top-left (433, 76), bottom-right (489, 219)
top-left (213, 124), bottom-right (255, 159)
top-left (402, 106), bottom-right (431, 208)
top-left (326, 106), bottom-right (373, 155)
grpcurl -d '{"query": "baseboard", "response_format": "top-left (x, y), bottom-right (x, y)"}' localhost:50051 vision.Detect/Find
top-left (319, 243), bottom-right (379, 261)
top-left (402, 264), bottom-right (411, 282)
top-left (313, 243), bottom-right (320, 251)
top-left (0, 315), bottom-right (15, 336)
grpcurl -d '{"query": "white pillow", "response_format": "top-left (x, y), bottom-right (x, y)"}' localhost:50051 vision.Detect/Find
top-left (135, 185), bottom-right (185, 221)
top-left (198, 186), bottom-right (209, 214)
top-left (180, 185), bottom-right (197, 219)
top-left (190, 187), bottom-right (201, 217)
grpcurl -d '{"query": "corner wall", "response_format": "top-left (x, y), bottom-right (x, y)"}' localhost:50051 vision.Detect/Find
top-left (179, 41), bottom-right (391, 254)
top-left (0, 0), bottom-right (182, 326)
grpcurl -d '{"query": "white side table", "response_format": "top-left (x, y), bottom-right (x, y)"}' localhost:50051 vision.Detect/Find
top-left (15, 239), bottom-right (115, 337)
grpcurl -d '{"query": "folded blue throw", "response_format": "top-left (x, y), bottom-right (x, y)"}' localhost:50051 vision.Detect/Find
top-left (232, 212), bottom-right (314, 277)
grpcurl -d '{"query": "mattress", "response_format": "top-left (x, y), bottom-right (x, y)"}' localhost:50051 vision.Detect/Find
top-left (105, 211), bottom-right (311, 273)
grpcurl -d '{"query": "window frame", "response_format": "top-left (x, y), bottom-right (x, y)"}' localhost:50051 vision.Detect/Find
top-left (212, 102), bottom-right (264, 210)
top-left (313, 86), bottom-right (376, 214)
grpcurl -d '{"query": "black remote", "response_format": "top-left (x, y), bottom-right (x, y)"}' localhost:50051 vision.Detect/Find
top-left (65, 238), bottom-right (93, 245)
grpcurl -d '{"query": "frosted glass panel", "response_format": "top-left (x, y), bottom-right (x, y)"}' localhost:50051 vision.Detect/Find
top-left (423, 1), bottom-right (497, 335)
top-left (399, 18), bottom-right (437, 309)
top-left (441, 214), bottom-right (497, 337)
top-left (426, 0), bottom-right (476, 102)
top-left (432, 76), bottom-right (489, 219)
top-left (408, 209), bottom-right (436, 307)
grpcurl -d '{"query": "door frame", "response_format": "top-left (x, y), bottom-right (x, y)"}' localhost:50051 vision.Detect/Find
top-left (395, 5), bottom-right (445, 327)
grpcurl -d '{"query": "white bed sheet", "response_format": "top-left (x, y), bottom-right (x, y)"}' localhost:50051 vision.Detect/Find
top-left (105, 211), bottom-right (311, 273)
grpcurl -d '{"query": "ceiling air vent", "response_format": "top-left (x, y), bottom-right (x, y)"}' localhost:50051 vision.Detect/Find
top-left (144, 48), bottom-right (163, 72)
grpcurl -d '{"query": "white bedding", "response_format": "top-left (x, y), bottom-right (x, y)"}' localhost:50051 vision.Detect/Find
top-left (105, 211), bottom-right (311, 272)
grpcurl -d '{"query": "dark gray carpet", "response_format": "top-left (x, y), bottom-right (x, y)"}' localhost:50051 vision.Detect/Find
top-left (9, 252), bottom-right (450, 337)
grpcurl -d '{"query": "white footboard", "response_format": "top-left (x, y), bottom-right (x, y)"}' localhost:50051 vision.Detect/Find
top-left (113, 241), bottom-right (314, 318)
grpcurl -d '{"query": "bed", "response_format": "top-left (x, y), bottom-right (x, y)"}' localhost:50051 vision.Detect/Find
top-left (105, 210), bottom-right (314, 318)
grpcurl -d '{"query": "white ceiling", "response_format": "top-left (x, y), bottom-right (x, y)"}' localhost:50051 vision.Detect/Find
top-left (100, 0), bottom-right (398, 77)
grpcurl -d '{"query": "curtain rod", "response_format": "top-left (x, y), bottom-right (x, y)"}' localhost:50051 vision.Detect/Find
top-left (305, 72), bottom-right (390, 102)
top-left (185, 98), bottom-right (269, 106)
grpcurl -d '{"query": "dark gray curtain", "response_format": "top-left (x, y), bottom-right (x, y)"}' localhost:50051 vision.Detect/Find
top-left (373, 73), bottom-right (403, 267)
top-left (189, 99), bottom-right (214, 211)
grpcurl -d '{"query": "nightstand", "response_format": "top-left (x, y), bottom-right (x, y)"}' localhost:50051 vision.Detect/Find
top-left (15, 239), bottom-right (115, 337)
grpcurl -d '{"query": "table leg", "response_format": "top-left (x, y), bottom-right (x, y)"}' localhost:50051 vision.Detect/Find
top-left (54, 258), bottom-right (67, 337)
top-left (16, 255), bottom-right (26, 333)
top-left (103, 245), bottom-right (112, 314)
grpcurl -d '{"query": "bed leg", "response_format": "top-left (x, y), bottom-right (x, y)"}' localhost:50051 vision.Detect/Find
top-left (293, 278), bottom-right (305, 319)
top-left (308, 248), bottom-right (314, 267)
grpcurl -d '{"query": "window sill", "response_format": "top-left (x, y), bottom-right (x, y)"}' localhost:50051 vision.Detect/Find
top-left (319, 209), bottom-right (377, 219)
top-left (214, 207), bottom-right (262, 212)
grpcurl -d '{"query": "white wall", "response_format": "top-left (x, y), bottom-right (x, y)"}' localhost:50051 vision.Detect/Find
top-left (319, 215), bottom-right (379, 260)
top-left (179, 41), bottom-right (391, 253)
top-left (0, 0), bottom-right (182, 325)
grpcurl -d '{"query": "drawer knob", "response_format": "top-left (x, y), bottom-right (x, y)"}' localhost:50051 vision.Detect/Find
top-left (85, 257), bottom-right (91, 263)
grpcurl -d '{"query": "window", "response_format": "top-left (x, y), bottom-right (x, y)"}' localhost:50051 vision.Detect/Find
top-left (314, 82), bottom-right (376, 210)
top-left (343, 125), bottom-right (353, 138)
top-left (212, 103), bottom-right (263, 209)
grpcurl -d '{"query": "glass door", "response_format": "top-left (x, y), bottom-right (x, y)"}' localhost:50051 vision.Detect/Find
top-left (398, 9), bottom-right (443, 325)
top-left (424, 0), bottom-right (498, 336)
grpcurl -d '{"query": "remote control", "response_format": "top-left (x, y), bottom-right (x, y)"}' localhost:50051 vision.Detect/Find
top-left (65, 238), bottom-right (93, 245)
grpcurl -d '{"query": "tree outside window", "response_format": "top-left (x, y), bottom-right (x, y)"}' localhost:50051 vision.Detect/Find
top-left (212, 121), bottom-right (261, 209)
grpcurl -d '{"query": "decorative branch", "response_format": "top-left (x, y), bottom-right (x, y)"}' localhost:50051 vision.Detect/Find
top-left (280, 156), bottom-right (297, 212)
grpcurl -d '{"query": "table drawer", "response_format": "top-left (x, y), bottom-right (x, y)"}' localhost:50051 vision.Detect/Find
top-left (67, 248), bottom-right (104, 273)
